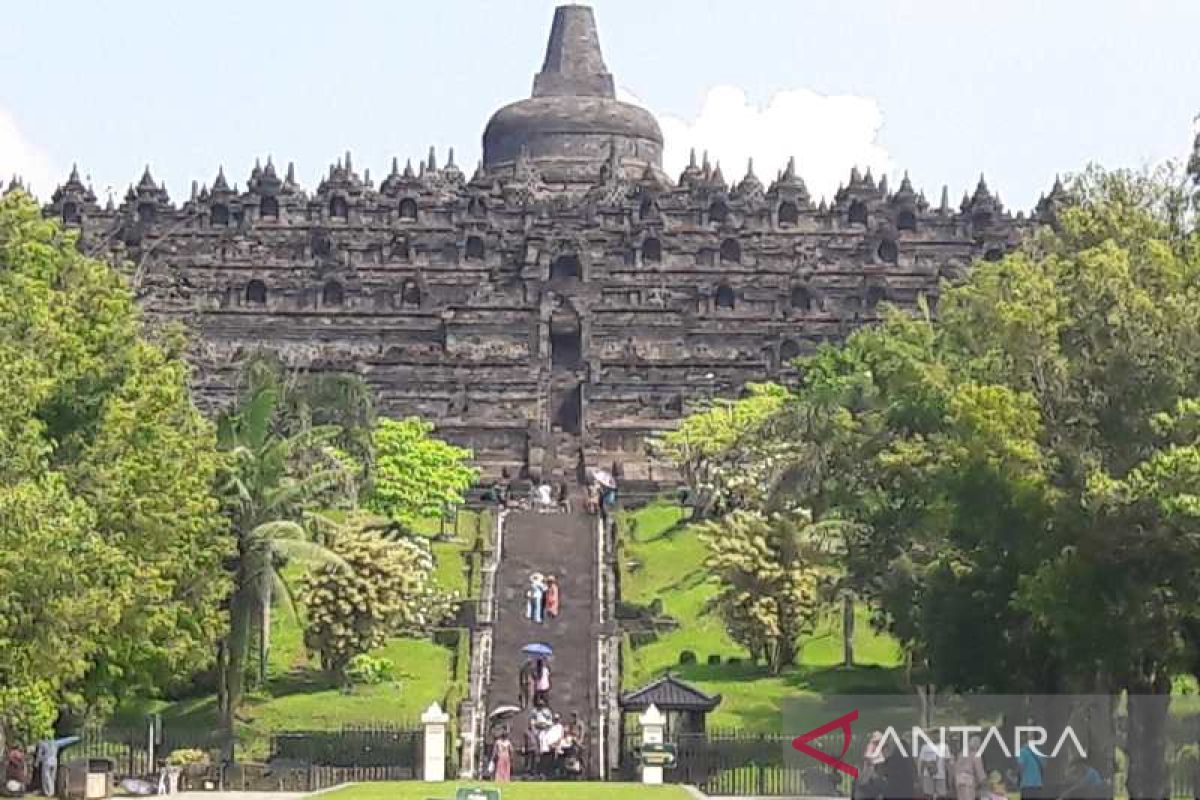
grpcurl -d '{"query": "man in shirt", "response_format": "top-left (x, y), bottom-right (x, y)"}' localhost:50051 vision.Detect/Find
top-left (539, 714), bottom-right (565, 778)
top-left (1018, 743), bottom-right (1045, 800)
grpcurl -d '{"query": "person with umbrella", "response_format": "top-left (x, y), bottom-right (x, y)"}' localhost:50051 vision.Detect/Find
top-left (517, 659), bottom-right (536, 709)
top-left (490, 728), bottom-right (513, 782)
top-left (533, 657), bottom-right (552, 705)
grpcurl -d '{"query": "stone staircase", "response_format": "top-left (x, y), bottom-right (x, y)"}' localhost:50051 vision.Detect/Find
top-left (485, 502), bottom-right (600, 777)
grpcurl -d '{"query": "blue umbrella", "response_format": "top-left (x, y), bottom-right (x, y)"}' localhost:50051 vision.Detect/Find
top-left (522, 643), bottom-right (553, 657)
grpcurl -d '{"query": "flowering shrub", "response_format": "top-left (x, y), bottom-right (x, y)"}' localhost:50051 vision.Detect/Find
top-left (301, 520), bottom-right (455, 677)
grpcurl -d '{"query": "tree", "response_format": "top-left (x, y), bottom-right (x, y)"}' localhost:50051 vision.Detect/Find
top-left (0, 191), bottom-right (230, 733)
top-left (697, 508), bottom-right (850, 674)
top-left (367, 417), bottom-right (477, 526)
top-left (653, 383), bottom-right (790, 517)
top-left (215, 361), bottom-right (355, 728)
top-left (762, 165), bottom-right (1200, 797)
top-left (300, 516), bottom-right (455, 678)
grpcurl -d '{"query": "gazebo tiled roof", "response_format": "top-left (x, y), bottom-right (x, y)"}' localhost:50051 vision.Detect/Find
top-left (619, 673), bottom-right (722, 712)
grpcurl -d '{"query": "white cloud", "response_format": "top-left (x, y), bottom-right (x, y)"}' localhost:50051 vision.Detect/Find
top-left (623, 85), bottom-right (892, 202)
top-left (0, 107), bottom-right (60, 201)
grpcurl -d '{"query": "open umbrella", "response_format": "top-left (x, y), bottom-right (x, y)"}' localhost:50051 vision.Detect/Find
top-left (522, 642), bottom-right (554, 657)
top-left (489, 705), bottom-right (522, 720)
top-left (589, 468), bottom-right (616, 489)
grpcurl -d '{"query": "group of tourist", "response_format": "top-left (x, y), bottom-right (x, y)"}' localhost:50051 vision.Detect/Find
top-left (488, 704), bottom-right (585, 782)
top-left (583, 469), bottom-right (617, 516)
top-left (525, 572), bottom-right (560, 625)
top-left (4, 736), bottom-right (80, 798)
top-left (480, 479), bottom-right (571, 514)
top-left (518, 658), bottom-right (553, 709)
top-left (852, 733), bottom-right (1109, 800)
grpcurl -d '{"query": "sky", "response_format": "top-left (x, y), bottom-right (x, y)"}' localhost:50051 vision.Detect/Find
top-left (2, 0), bottom-right (1198, 210)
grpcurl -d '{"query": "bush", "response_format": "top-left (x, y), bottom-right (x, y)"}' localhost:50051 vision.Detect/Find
top-left (678, 650), bottom-right (697, 665)
top-left (628, 631), bottom-right (659, 649)
top-left (301, 518), bottom-right (455, 676)
top-left (165, 749), bottom-right (209, 766)
top-left (344, 654), bottom-right (396, 686)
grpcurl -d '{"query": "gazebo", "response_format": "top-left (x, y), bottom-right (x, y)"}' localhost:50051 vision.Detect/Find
top-left (619, 673), bottom-right (722, 738)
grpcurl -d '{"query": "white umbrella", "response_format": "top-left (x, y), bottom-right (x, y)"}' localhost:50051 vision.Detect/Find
top-left (590, 468), bottom-right (616, 489)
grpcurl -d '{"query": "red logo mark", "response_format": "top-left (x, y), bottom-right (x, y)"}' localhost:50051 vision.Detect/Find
top-left (790, 709), bottom-right (859, 778)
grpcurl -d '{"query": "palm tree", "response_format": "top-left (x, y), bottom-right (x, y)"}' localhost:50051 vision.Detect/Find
top-left (215, 363), bottom-right (355, 734)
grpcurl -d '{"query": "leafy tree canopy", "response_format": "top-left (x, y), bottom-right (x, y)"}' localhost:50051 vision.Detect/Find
top-left (0, 192), bottom-right (230, 734)
top-left (367, 417), bottom-right (477, 525)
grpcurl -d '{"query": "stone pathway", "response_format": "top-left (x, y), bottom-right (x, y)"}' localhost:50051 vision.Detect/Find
top-left (488, 502), bottom-right (598, 776)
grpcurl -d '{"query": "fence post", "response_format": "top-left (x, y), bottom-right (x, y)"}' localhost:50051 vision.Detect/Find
top-left (639, 704), bottom-right (666, 786)
top-left (421, 702), bottom-right (450, 782)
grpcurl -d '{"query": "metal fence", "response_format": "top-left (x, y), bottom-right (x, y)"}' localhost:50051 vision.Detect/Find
top-left (269, 723), bottom-right (423, 771)
top-left (620, 728), bottom-right (847, 796)
top-left (620, 728), bottom-right (1200, 798)
top-left (70, 720), bottom-right (439, 787)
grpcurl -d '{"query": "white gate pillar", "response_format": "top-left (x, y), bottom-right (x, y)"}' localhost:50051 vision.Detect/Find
top-left (639, 703), bottom-right (666, 785)
top-left (421, 701), bottom-right (450, 782)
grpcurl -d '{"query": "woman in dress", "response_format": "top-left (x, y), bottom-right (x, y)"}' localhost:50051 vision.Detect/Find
top-left (491, 730), bottom-right (513, 782)
top-left (545, 575), bottom-right (560, 619)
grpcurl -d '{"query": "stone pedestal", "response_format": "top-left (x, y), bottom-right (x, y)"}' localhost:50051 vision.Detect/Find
top-left (421, 701), bottom-right (450, 782)
top-left (639, 703), bottom-right (666, 785)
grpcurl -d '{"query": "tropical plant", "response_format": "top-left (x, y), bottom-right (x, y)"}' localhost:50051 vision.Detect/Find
top-left (214, 361), bottom-right (355, 727)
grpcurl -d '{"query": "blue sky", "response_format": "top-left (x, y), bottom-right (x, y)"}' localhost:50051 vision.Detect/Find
top-left (3, 0), bottom-right (1198, 208)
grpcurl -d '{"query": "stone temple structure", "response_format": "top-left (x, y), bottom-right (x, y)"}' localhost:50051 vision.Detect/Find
top-left (38, 5), bottom-right (1060, 491)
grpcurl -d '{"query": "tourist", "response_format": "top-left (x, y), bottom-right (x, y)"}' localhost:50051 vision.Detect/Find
top-left (557, 482), bottom-right (571, 513)
top-left (953, 736), bottom-right (987, 800)
top-left (533, 658), bottom-right (552, 704)
top-left (531, 697), bottom-right (554, 730)
top-left (527, 573), bottom-right (546, 624)
top-left (557, 722), bottom-right (582, 779)
top-left (5, 745), bottom-right (28, 795)
top-left (1017, 741), bottom-right (1044, 800)
top-left (855, 731), bottom-right (886, 800)
top-left (521, 719), bottom-right (540, 777)
top-left (545, 575), bottom-right (560, 619)
top-left (535, 482), bottom-right (554, 512)
top-left (919, 736), bottom-right (949, 799)
top-left (585, 483), bottom-right (600, 515)
top-left (986, 773), bottom-right (1009, 800)
top-left (1057, 758), bottom-right (1106, 800)
top-left (490, 729), bottom-right (513, 782)
top-left (517, 659), bottom-right (536, 709)
top-left (34, 736), bottom-right (78, 798)
top-left (880, 739), bottom-right (917, 800)
top-left (539, 713), bottom-right (565, 777)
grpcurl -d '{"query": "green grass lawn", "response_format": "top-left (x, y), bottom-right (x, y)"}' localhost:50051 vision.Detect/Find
top-left (619, 500), bottom-right (905, 732)
top-left (321, 781), bottom-right (692, 800)
top-left (137, 511), bottom-right (491, 756)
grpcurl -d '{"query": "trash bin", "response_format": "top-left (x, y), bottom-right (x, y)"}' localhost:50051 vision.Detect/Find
top-left (59, 758), bottom-right (114, 800)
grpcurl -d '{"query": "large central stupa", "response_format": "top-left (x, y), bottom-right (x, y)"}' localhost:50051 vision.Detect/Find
top-left (481, 4), bottom-right (664, 186)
